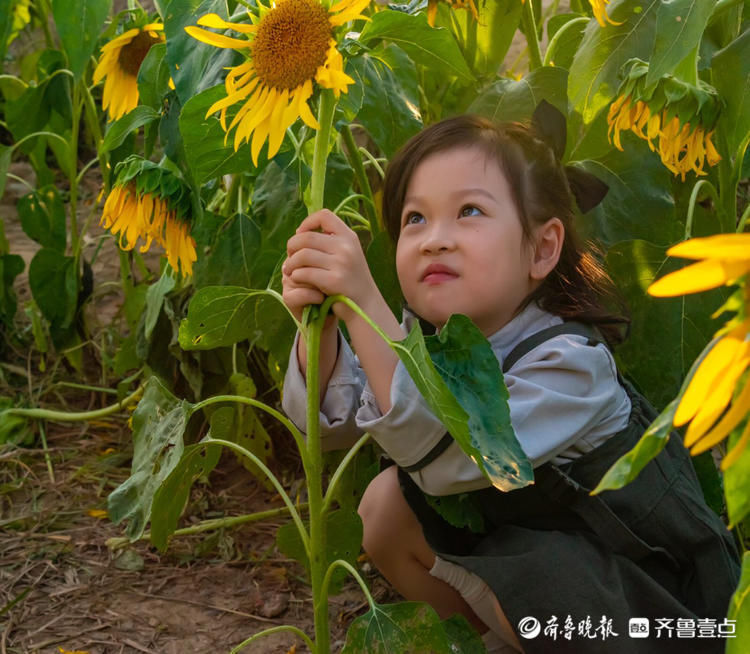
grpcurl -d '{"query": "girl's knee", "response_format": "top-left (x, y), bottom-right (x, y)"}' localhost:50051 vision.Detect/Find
top-left (358, 466), bottom-right (407, 555)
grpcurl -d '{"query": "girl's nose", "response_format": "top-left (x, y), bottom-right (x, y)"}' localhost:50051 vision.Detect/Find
top-left (420, 222), bottom-right (456, 254)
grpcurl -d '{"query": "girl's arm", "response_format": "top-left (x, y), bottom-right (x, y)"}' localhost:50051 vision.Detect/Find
top-left (283, 210), bottom-right (405, 413)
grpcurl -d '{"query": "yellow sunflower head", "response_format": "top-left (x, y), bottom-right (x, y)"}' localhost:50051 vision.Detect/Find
top-left (101, 156), bottom-right (196, 277)
top-left (185, 0), bottom-right (370, 165)
top-left (607, 59), bottom-right (723, 180)
top-left (648, 234), bottom-right (750, 469)
top-left (93, 19), bottom-right (165, 122)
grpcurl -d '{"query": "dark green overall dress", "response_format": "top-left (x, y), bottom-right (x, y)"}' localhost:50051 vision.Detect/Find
top-left (398, 323), bottom-right (741, 653)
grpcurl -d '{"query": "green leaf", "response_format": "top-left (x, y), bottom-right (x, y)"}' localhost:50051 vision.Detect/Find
top-left (347, 45), bottom-right (422, 158)
top-left (179, 286), bottom-right (281, 350)
top-left (342, 601), bottom-right (483, 654)
top-left (51, 0), bottom-right (111, 79)
top-left (16, 185), bottom-right (67, 251)
top-left (724, 420), bottom-right (750, 528)
top-left (144, 271), bottom-right (176, 341)
top-left (726, 552), bottom-right (750, 654)
top-left (101, 106), bottom-right (160, 154)
top-left (605, 240), bottom-right (727, 409)
top-left (276, 509), bottom-right (363, 595)
top-left (163, 0), bottom-right (237, 105)
top-left (575, 145), bottom-right (680, 247)
top-left (712, 29), bottom-right (750, 157)
top-left (366, 230), bottom-right (402, 321)
top-left (359, 9), bottom-right (473, 82)
top-left (150, 441), bottom-right (222, 551)
top-left (0, 0), bottom-right (14, 72)
top-left (179, 84), bottom-right (255, 186)
top-left (107, 377), bottom-right (191, 541)
top-left (28, 248), bottom-right (77, 330)
top-left (137, 42), bottom-right (171, 110)
top-left (569, 0), bottom-right (660, 123)
top-left (468, 66), bottom-right (568, 126)
top-left (393, 314), bottom-right (533, 491)
top-left (435, 0), bottom-right (522, 80)
top-left (193, 213), bottom-right (261, 289)
top-left (645, 0), bottom-right (714, 87)
top-left (545, 15), bottom-right (588, 70)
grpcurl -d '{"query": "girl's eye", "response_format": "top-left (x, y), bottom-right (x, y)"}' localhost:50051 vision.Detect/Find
top-left (404, 212), bottom-right (425, 226)
top-left (460, 205), bottom-right (482, 217)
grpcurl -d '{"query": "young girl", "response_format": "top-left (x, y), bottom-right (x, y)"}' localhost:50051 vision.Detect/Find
top-left (280, 113), bottom-right (740, 653)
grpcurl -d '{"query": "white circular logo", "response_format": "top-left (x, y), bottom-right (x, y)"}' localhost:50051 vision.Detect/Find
top-left (518, 616), bottom-right (541, 639)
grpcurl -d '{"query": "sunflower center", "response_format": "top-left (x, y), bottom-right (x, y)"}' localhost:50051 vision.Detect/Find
top-left (118, 30), bottom-right (163, 77)
top-left (252, 0), bottom-right (332, 91)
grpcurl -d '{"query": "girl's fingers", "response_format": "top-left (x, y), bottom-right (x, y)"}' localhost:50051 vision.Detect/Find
top-left (286, 229), bottom-right (337, 257)
top-left (284, 247), bottom-right (333, 275)
top-left (296, 209), bottom-right (347, 236)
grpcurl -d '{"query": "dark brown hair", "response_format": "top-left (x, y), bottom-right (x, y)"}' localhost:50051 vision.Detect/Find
top-left (381, 114), bottom-right (629, 346)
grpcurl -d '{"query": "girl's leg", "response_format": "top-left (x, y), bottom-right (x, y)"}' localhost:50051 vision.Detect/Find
top-left (358, 466), bottom-right (522, 651)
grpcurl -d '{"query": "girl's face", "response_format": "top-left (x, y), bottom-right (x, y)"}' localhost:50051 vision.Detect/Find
top-left (395, 146), bottom-right (538, 336)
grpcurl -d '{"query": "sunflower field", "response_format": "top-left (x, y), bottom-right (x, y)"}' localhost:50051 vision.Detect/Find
top-left (0, 0), bottom-right (749, 652)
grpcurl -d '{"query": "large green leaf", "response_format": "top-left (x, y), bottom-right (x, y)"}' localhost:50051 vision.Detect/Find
top-left (645, 0), bottom-right (714, 87)
top-left (569, 0), bottom-right (660, 124)
top-left (149, 441), bottom-right (222, 551)
top-left (359, 9), bottom-right (473, 82)
top-left (394, 314), bottom-right (532, 491)
top-left (366, 230), bottom-right (402, 321)
top-left (276, 509), bottom-right (362, 595)
top-left (178, 286), bottom-right (281, 350)
top-left (0, 0), bottom-right (14, 72)
top-left (101, 106), bottom-right (160, 154)
top-left (434, 0), bottom-right (522, 80)
top-left (724, 421), bottom-right (750, 529)
top-left (144, 271), bottom-right (176, 341)
top-left (727, 552), bottom-right (750, 654)
top-left (16, 185), bottom-right (67, 251)
top-left (51, 0), bottom-right (111, 79)
top-left (28, 248), bottom-right (77, 330)
top-left (347, 45), bottom-right (422, 158)
top-left (342, 601), bottom-right (485, 653)
top-left (179, 85), bottom-right (255, 186)
top-left (468, 66), bottom-right (568, 127)
top-left (137, 42), bottom-right (172, 110)
top-left (163, 0), bottom-right (237, 105)
top-left (107, 378), bottom-right (191, 541)
top-left (575, 141), bottom-right (679, 247)
top-left (712, 29), bottom-right (750, 157)
top-left (605, 240), bottom-right (727, 409)
top-left (193, 213), bottom-right (261, 289)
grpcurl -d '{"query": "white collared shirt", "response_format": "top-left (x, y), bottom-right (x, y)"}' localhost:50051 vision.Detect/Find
top-left (281, 303), bottom-right (631, 496)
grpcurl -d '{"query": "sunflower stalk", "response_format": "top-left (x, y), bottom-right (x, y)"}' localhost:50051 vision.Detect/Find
top-left (520, 0), bottom-right (543, 71)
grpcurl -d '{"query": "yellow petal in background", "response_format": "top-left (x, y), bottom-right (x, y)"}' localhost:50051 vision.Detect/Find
top-left (721, 419), bottom-right (750, 470)
top-left (667, 234), bottom-right (750, 261)
top-left (690, 377), bottom-right (750, 455)
top-left (183, 26), bottom-right (250, 49)
top-left (648, 259), bottom-right (750, 297)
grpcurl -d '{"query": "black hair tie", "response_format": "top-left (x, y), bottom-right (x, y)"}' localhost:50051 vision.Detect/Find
top-left (531, 100), bottom-right (610, 214)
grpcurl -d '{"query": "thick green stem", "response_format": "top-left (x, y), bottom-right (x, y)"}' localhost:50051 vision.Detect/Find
top-left (309, 89), bottom-right (337, 213)
top-left (521, 0), bottom-right (543, 71)
top-left (69, 83), bottom-right (82, 258)
top-left (6, 387), bottom-right (143, 422)
top-left (304, 307), bottom-right (330, 654)
top-left (341, 125), bottom-right (380, 234)
top-left (82, 82), bottom-right (109, 190)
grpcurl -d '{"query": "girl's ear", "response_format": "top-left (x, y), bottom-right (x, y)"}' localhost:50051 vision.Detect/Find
top-left (530, 217), bottom-right (564, 281)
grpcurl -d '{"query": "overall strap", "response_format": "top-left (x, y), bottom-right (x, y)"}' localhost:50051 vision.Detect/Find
top-left (502, 322), bottom-right (602, 374)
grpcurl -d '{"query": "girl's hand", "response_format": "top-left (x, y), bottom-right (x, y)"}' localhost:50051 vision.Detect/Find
top-left (282, 209), bottom-right (377, 323)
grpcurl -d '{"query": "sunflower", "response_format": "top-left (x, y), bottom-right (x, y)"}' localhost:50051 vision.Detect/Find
top-left (93, 21), bottom-right (165, 122)
top-left (100, 156), bottom-right (196, 277)
top-left (648, 234), bottom-right (750, 469)
top-left (607, 59), bottom-right (722, 180)
top-left (185, 0), bottom-right (370, 165)
top-left (426, 0), bottom-right (479, 27)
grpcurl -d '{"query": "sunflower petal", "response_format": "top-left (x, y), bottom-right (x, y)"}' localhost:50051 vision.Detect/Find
top-left (184, 26), bottom-right (250, 49)
top-left (197, 13), bottom-right (257, 33)
top-left (720, 418), bottom-right (750, 470)
top-left (648, 259), bottom-right (750, 297)
top-left (666, 234), bottom-right (750, 261)
top-left (690, 377), bottom-right (750, 455)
